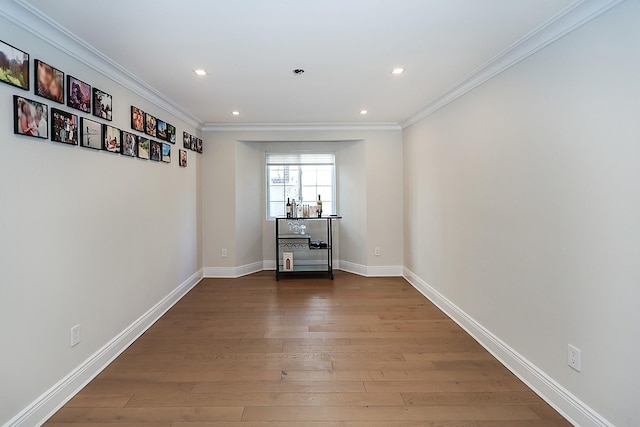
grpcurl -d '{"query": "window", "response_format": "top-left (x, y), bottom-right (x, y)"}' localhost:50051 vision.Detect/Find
top-left (266, 153), bottom-right (335, 218)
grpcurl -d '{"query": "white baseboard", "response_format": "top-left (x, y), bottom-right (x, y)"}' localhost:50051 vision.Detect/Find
top-left (203, 261), bottom-right (263, 278)
top-left (402, 267), bottom-right (614, 427)
top-left (6, 269), bottom-right (203, 427)
top-left (340, 260), bottom-right (403, 277)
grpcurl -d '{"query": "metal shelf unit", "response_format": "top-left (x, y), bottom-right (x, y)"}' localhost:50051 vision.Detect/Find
top-left (275, 216), bottom-right (341, 280)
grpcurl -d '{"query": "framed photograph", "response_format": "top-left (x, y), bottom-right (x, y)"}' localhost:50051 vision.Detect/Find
top-left (92, 88), bottom-right (112, 121)
top-left (183, 131), bottom-right (190, 149)
top-left (13, 95), bottom-right (48, 139)
top-left (162, 142), bottom-right (171, 163)
top-left (80, 117), bottom-right (102, 150)
top-left (283, 252), bottom-right (294, 271)
top-left (157, 119), bottom-right (167, 140)
top-left (150, 140), bottom-right (162, 161)
top-left (34, 60), bottom-right (63, 103)
top-left (145, 112), bottom-right (156, 137)
top-left (196, 138), bottom-right (203, 153)
top-left (103, 124), bottom-right (121, 153)
top-left (166, 123), bottom-right (176, 144)
top-left (67, 75), bottom-right (91, 113)
top-left (121, 131), bottom-right (137, 157)
top-left (179, 149), bottom-right (187, 167)
top-left (137, 136), bottom-right (150, 160)
top-left (131, 106), bottom-right (145, 132)
top-left (51, 108), bottom-right (78, 145)
top-left (190, 135), bottom-right (196, 151)
top-left (0, 40), bottom-right (29, 90)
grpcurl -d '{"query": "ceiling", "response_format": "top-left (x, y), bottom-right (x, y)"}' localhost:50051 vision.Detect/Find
top-left (22, 0), bottom-right (573, 126)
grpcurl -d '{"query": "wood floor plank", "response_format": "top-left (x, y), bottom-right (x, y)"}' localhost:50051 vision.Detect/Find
top-left (44, 272), bottom-right (570, 426)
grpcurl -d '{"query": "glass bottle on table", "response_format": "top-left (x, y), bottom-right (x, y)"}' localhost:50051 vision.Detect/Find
top-left (317, 194), bottom-right (323, 217)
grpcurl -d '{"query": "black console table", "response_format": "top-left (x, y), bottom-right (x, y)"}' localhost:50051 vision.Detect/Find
top-left (275, 216), bottom-right (341, 280)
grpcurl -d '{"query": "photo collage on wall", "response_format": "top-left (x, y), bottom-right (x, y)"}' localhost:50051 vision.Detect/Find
top-left (2, 37), bottom-right (193, 167)
top-left (181, 131), bottom-right (202, 168)
top-left (130, 105), bottom-right (177, 164)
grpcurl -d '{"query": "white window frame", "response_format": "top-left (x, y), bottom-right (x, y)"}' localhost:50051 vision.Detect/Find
top-left (266, 152), bottom-right (336, 219)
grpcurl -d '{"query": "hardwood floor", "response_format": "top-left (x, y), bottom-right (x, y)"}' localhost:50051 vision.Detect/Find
top-left (45, 271), bottom-right (571, 426)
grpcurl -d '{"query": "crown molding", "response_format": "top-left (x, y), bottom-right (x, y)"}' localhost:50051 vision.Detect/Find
top-left (1, 0), bottom-right (202, 129)
top-left (401, 0), bottom-right (625, 129)
top-left (202, 122), bottom-right (402, 132)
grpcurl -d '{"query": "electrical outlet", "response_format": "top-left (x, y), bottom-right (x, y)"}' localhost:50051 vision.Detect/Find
top-left (374, 247), bottom-right (381, 256)
top-left (221, 248), bottom-right (228, 258)
top-left (568, 344), bottom-right (581, 371)
top-left (70, 324), bottom-right (80, 347)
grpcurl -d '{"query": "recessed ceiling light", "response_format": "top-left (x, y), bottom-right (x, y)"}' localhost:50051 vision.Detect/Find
top-left (232, 111), bottom-right (240, 116)
top-left (391, 67), bottom-right (405, 75)
top-left (293, 69), bottom-right (305, 75)
top-left (194, 69), bottom-right (207, 76)
top-left (360, 110), bottom-right (368, 115)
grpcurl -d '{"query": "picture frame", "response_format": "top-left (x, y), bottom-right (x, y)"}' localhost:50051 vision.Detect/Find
top-left (145, 112), bottom-right (156, 137)
top-left (179, 149), bottom-right (187, 167)
top-left (131, 106), bottom-right (145, 133)
top-left (13, 95), bottom-right (48, 139)
top-left (137, 136), bottom-right (150, 160)
top-left (121, 131), bottom-right (137, 157)
top-left (34, 60), bottom-right (64, 103)
top-left (197, 138), bottom-right (203, 153)
top-left (166, 123), bottom-right (176, 144)
top-left (80, 117), bottom-right (102, 150)
top-left (183, 131), bottom-right (190, 149)
top-left (92, 88), bottom-right (112, 121)
top-left (51, 108), bottom-right (78, 145)
top-left (103, 124), bottom-right (121, 153)
top-left (157, 118), bottom-right (167, 140)
top-left (190, 135), bottom-right (197, 151)
top-left (0, 40), bottom-right (29, 90)
top-left (161, 142), bottom-right (171, 163)
top-left (150, 140), bottom-right (162, 161)
top-left (67, 75), bottom-right (91, 113)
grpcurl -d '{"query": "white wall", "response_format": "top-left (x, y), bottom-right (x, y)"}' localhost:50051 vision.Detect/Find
top-left (403, 2), bottom-right (640, 426)
top-left (201, 129), bottom-right (403, 275)
top-left (0, 17), bottom-right (200, 425)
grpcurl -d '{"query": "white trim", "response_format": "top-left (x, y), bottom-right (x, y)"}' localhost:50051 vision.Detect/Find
top-left (202, 123), bottom-right (402, 132)
top-left (402, 267), bottom-right (614, 427)
top-left (0, 1), bottom-right (201, 129)
top-left (340, 261), bottom-right (403, 277)
top-left (203, 261), bottom-right (263, 278)
top-left (401, 0), bottom-right (624, 129)
top-left (5, 269), bottom-right (203, 427)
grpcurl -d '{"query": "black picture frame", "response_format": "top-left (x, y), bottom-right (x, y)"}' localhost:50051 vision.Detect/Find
top-left (162, 142), bottom-right (171, 163)
top-left (34, 59), bottom-right (64, 104)
top-left (80, 117), bottom-right (102, 150)
top-left (150, 140), bottom-right (161, 161)
top-left (13, 95), bottom-right (48, 139)
top-left (179, 149), bottom-right (187, 167)
top-left (131, 106), bottom-right (145, 133)
top-left (121, 131), bottom-right (138, 157)
top-left (183, 131), bottom-right (190, 149)
top-left (145, 112), bottom-right (156, 137)
top-left (190, 135), bottom-right (196, 151)
top-left (51, 108), bottom-right (78, 145)
top-left (137, 136), bottom-right (150, 160)
top-left (197, 138), bottom-right (203, 153)
top-left (0, 40), bottom-right (29, 91)
top-left (103, 124), bottom-right (121, 153)
top-left (92, 88), bottom-right (112, 121)
top-left (157, 118), bottom-right (167, 141)
top-left (166, 123), bottom-right (176, 144)
top-left (67, 75), bottom-right (91, 113)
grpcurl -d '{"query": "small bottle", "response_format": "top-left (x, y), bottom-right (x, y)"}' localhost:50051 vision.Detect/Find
top-left (317, 194), bottom-right (323, 217)
top-left (286, 198), bottom-right (291, 218)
